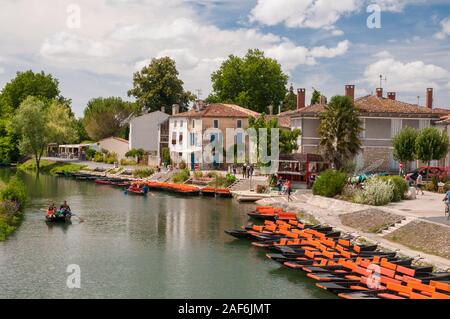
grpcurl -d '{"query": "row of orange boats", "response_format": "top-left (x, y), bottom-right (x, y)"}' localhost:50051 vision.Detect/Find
top-left (129, 181), bottom-right (232, 197)
top-left (225, 206), bottom-right (450, 299)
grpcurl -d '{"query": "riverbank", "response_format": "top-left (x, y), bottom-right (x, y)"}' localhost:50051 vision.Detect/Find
top-left (18, 159), bottom-right (86, 175)
top-left (0, 176), bottom-right (27, 241)
top-left (255, 192), bottom-right (450, 271)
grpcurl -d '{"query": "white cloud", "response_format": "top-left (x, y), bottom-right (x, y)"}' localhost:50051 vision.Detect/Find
top-left (363, 58), bottom-right (450, 92)
top-left (249, 0), bottom-right (361, 29)
top-left (371, 0), bottom-right (418, 12)
top-left (265, 40), bottom-right (350, 71)
top-left (40, 32), bottom-right (111, 58)
top-left (373, 50), bottom-right (393, 59)
top-left (435, 17), bottom-right (450, 39)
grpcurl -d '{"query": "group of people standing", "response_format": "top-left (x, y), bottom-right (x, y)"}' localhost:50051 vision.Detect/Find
top-left (276, 176), bottom-right (293, 201)
top-left (405, 172), bottom-right (424, 195)
top-left (234, 163), bottom-right (254, 179)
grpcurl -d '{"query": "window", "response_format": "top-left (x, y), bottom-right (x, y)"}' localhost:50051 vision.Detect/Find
top-left (213, 120), bottom-right (219, 128)
top-left (192, 119), bottom-right (195, 129)
top-left (237, 119), bottom-right (242, 128)
top-left (180, 120), bottom-right (184, 128)
top-left (171, 132), bottom-right (176, 145)
top-left (236, 132), bottom-right (243, 145)
top-left (179, 133), bottom-right (183, 144)
top-left (190, 133), bottom-right (195, 146)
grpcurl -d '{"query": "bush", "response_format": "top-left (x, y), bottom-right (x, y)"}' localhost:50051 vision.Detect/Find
top-left (172, 169), bottom-right (190, 183)
top-left (93, 153), bottom-right (104, 162)
top-left (0, 177), bottom-right (27, 209)
top-left (378, 176), bottom-right (408, 202)
top-left (86, 148), bottom-right (97, 161)
top-left (120, 159), bottom-right (138, 166)
top-left (225, 173), bottom-right (237, 185)
top-left (193, 171), bottom-right (203, 179)
top-left (105, 152), bottom-right (118, 164)
top-left (354, 177), bottom-right (394, 206)
top-left (207, 171), bottom-right (218, 178)
top-left (312, 170), bottom-right (347, 198)
top-left (161, 147), bottom-right (170, 166)
top-left (179, 160), bottom-right (187, 170)
top-left (133, 168), bottom-right (155, 178)
top-left (125, 148), bottom-right (145, 160)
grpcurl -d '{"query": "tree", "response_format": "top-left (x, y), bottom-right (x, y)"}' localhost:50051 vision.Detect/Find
top-left (0, 118), bottom-right (19, 164)
top-left (311, 89), bottom-right (321, 105)
top-left (128, 57), bottom-right (195, 113)
top-left (415, 127), bottom-right (449, 174)
top-left (74, 118), bottom-right (91, 143)
top-left (10, 97), bottom-right (77, 173)
top-left (248, 114), bottom-right (301, 164)
top-left (209, 49), bottom-right (288, 113)
top-left (282, 84), bottom-right (297, 112)
top-left (0, 70), bottom-right (60, 110)
top-left (83, 97), bottom-right (137, 141)
top-left (393, 127), bottom-right (418, 170)
top-left (318, 95), bottom-right (362, 169)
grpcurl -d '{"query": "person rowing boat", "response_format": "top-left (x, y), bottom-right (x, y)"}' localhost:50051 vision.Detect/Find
top-left (59, 200), bottom-right (72, 218)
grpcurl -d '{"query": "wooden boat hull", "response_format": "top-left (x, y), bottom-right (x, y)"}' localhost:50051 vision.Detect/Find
top-left (45, 215), bottom-right (71, 223)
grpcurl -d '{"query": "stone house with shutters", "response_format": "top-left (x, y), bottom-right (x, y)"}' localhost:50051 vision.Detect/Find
top-left (169, 103), bottom-right (260, 169)
top-left (285, 86), bottom-right (450, 172)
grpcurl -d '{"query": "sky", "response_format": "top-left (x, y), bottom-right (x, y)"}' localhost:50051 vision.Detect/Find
top-left (0, 0), bottom-right (450, 117)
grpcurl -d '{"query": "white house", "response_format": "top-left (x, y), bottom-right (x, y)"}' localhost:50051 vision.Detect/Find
top-left (129, 110), bottom-right (170, 165)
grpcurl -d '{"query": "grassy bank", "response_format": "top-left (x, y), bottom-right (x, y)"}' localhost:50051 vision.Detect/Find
top-left (0, 177), bottom-right (27, 241)
top-left (18, 159), bottom-right (85, 175)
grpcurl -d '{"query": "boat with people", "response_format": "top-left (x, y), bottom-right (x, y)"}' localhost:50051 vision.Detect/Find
top-left (225, 207), bottom-right (450, 300)
top-left (125, 184), bottom-right (149, 196)
top-left (45, 201), bottom-right (73, 223)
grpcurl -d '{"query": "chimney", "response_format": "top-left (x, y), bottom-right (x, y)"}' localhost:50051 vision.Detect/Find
top-left (387, 92), bottom-right (396, 100)
top-left (376, 88), bottom-right (383, 98)
top-left (345, 85), bottom-right (355, 101)
top-left (320, 95), bottom-right (327, 105)
top-left (172, 104), bottom-right (179, 115)
top-left (161, 106), bottom-right (166, 113)
top-left (297, 88), bottom-right (306, 109)
top-left (268, 105), bottom-right (273, 116)
top-left (426, 88), bottom-right (433, 109)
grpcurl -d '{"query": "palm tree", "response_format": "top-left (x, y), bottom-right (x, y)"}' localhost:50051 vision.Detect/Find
top-left (318, 95), bottom-right (362, 169)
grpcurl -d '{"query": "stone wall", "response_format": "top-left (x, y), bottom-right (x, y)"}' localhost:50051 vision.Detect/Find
top-left (362, 147), bottom-right (392, 171)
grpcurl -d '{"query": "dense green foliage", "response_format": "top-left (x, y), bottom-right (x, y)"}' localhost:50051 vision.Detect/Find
top-left (312, 170), bottom-right (347, 198)
top-left (208, 49), bottom-right (288, 113)
top-left (133, 168), bottom-right (155, 178)
top-left (0, 70), bottom-right (64, 164)
top-left (10, 97), bottom-right (78, 172)
top-left (310, 89), bottom-right (321, 105)
top-left (208, 173), bottom-right (237, 187)
top-left (318, 96), bottom-right (362, 169)
top-left (378, 176), bottom-right (408, 202)
top-left (248, 114), bottom-right (301, 165)
top-left (83, 97), bottom-right (137, 141)
top-left (126, 148), bottom-right (145, 161)
top-left (392, 127), bottom-right (418, 165)
top-left (128, 57), bottom-right (195, 113)
top-left (0, 177), bottom-right (27, 241)
top-left (0, 70), bottom-right (60, 111)
top-left (18, 159), bottom-right (84, 175)
top-left (282, 85), bottom-right (297, 112)
top-left (161, 147), bottom-right (171, 166)
top-left (415, 127), bottom-right (449, 167)
top-left (172, 169), bottom-right (190, 183)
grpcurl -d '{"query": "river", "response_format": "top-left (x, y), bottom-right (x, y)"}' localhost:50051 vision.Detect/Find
top-left (0, 169), bottom-right (330, 299)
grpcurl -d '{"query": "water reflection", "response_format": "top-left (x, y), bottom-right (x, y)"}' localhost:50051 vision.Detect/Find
top-left (0, 169), bottom-right (329, 299)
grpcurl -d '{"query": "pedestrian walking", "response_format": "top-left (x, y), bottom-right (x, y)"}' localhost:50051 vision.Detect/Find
top-left (286, 180), bottom-right (292, 202)
top-left (232, 164), bottom-right (237, 176)
top-left (416, 173), bottom-right (424, 195)
top-left (242, 164), bottom-right (247, 179)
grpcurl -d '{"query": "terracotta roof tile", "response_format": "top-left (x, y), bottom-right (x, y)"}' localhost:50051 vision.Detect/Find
top-left (172, 103), bottom-right (260, 118)
top-left (289, 95), bottom-right (450, 118)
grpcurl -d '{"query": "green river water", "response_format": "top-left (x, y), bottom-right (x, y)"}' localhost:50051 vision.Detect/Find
top-left (0, 169), bottom-right (331, 299)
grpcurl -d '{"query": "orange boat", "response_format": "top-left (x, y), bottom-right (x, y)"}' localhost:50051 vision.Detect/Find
top-left (201, 187), bottom-right (232, 198)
